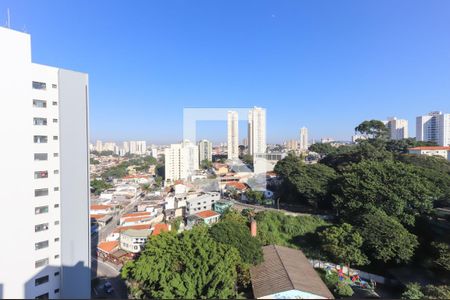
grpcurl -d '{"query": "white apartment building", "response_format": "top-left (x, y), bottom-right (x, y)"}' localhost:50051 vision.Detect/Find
top-left (416, 111), bottom-right (450, 146)
top-left (227, 111), bottom-right (239, 160)
top-left (248, 107), bottom-right (267, 156)
top-left (384, 117), bottom-right (408, 140)
top-left (164, 141), bottom-right (199, 182)
top-left (299, 127), bottom-right (308, 151)
top-left (0, 27), bottom-right (90, 298)
top-left (129, 140), bottom-right (147, 155)
top-left (123, 141), bottom-right (130, 153)
top-left (198, 139), bottom-right (213, 162)
top-left (185, 192), bottom-right (221, 215)
top-left (95, 140), bottom-right (103, 152)
top-left (286, 139), bottom-right (298, 151)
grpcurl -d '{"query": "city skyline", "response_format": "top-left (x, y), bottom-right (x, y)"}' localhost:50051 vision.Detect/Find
top-left (2, 0), bottom-right (449, 143)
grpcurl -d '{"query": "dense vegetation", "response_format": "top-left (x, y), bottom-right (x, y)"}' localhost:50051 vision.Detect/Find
top-left (101, 155), bottom-right (159, 179)
top-left (274, 120), bottom-right (450, 279)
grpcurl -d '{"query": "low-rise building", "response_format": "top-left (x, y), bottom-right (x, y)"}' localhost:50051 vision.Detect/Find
top-left (185, 192), bottom-right (221, 215)
top-left (90, 204), bottom-right (114, 215)
top-left (408, 146), bottom-right (450, 161)
top-left (213, 200), bottom-right (233, 214)
top-left (120, 229), bottom-right (152, 253)
top-left (186, 210), bottom-right (221, 228)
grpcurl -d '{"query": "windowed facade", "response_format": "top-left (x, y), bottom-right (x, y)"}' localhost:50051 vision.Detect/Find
top-left (35, 241), bottom-right (49, 250)
top-left (34, 188), bottom-right (48, 197)
top-left (35, 258), bottom-right (49, 268)
top-left (33, 118), bottom-right (47, 126)
top-left (32, 81), bottom-right (46, 90)
top-left (34, 275), bottom-right (49, 286)
top-left (34, 171), bottom-right (48, 179)
top-left (34, 153), bottom-right (48, 161)
top-left (35, 223), bottom-right (49, 232)
top-left (34, 135), bottom-right (48, 143)
top-left (33, 99), bottom-right (47, 108)
top-left (35, 206), bottom-right (49, 215)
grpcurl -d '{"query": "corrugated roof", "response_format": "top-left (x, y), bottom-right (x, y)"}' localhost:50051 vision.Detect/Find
top-left (250, 245), bottom-right (334, 299)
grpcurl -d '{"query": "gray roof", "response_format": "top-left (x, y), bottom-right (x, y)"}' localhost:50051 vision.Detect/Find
top-left (250, 245), bottom-right (334, 299)
top-left (121, 229), bottom-right (152, 238)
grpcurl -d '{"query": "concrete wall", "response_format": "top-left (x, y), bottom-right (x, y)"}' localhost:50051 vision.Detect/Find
top-left (58, 69), bottom-right (91, 298)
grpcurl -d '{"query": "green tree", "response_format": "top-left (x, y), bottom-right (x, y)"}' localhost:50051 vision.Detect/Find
top-left (209, 220), bottom-right (263, 265)
top-left (200, 159), bottom-right (212, 169)
top-left (355, 119), bottom-right (389, 139)
top-left (274, 152), bottom-right (303, 178)
top-left (333, 160), bottom-right (436, 226)
top-left (241, 154), bottom-right (253, 166)
top-left (245, 190), bottom-right (265, 205)
top-left (90, 179), bottom-right (112, 195)
top-left (122, 227), bottom-right (241, 299)
top-left (402, 283), bottom-right (424, 300)
top-left (319, 223), bottom-right (369, 266)
top-left (422, 285), bottom-right (450, 299)
top-left (431, 242), bottom-right (450, 272)
top-left (90, 157), bottom-right (100, 165)
top-left (334, 282), bottom-right (354, 297)
top-left (308, 143), bottom-right (336, 156)
top-left (359, 210), bottom-right (418, 263)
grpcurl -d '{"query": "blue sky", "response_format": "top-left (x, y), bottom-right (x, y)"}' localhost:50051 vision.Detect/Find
top-left (3, 0), bottom-right (450, 144)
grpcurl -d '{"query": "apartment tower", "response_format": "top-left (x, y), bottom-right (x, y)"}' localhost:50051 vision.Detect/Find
top-left (416, 111), bottom-right (450, 146)
top-left (198, 139), bottom-right (213, 162)
top-left (227, 111), bottom-right (239, 159)
top-left (0, 27), bottom-right (90, 298)
top-left (248, 107), bottom-right (266, 156)
top-left (299, 127), bottom-right (309, 151)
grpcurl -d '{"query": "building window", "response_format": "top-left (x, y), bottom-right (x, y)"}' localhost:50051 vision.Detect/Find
top-left (54, 170), bottom-right (59, 174)
top-left (53, 153), bottom-right (59, 157)
top-left (34, 136), bottom-right (48, 144)
top-left (35, 275), bottom-right (49, 286)
top-left (35, 241), bottom-right (49, 250)
top-left (54, 289), bottom-right (60, 294)
top-left (54, 220), bottom-right (59, 225)
top-left (33, 99), bottom-right (47, 108)
top-left (34, 153), bottom-right (48, 161)
top-left (35, 223), bottom-right (49, 232)
top-left (54, 187), bottom-right (59, 191)
top-left (54, 271), bottom-right (60, 276)
top-left (54, 204), bottom-right (59, 208)
top-left (35, 206), bottom-right (49, 215)
top-left (53, 119), bottom-right (58, 123)
top-left (34, 188), bottom-right (48, 197)
top-left (34, 171), bottom-right (48, 179)
top-left (35, 258), bottom-right (49, 268)
top-left (52, 101), bottom-right (58, 106)
top-left (54, 238), bottom-right (60, 242)
top-left (53, 136), bottom-right (58, 141)
top-left (33, 118), bottom-right (47, 126)
top-left (54, 255), bottom-right (60, 259)
top-left (35, 292), bottom-right (49, 299)
top-left (52, 84), bottom-right (57, 88)
top-left (32, 81), bottom-right (46, 90)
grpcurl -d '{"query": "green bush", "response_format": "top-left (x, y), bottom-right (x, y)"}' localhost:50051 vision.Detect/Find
top-left (334, 282), bottom-right (354, 297)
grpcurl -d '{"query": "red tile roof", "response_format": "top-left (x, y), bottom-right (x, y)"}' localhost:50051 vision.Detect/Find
top-left (409, 146), bottom-right (450, 151)
top-left (97, 241), bottom-right (119, 253)
top-left (90, 204), bottom-right (112, 210)
top-left (90, 214), bottom-right (106, 220)
top-left (226, 182), bottom-right (248, 190)
top-left (196, 210), bottom-right (220, 219)
top-left (122, 211), bottom-right (151, 218)
top-left (122, 216), bottom-right (152, 223)
top-left (151, 223), bottom-right (170, 236)
top-left (113, 224), bottom-right (152, 233)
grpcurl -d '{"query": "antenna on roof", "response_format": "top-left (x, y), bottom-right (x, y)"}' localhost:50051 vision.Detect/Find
top-left (6, 8), bottom-right (10, 28)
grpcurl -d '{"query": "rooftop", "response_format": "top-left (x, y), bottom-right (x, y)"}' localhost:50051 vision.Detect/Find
top-left (151, 223), bottom-right (170, 236)
top-left (90, 204), bottom-right (112, 210)
top-left (122, 211), bottom-right (151, 218)
top-left (121, 229), bottom-right (152, 238)
top-left (409, 146), bottom-right (450, 151)
top-left (97, 241), bottom-right (119, 253)
top-left (196, 210), bottom-right (220, 219)
top-left (113, 224), bottom-right (152, 233)
top-left (225, 182), bottom-right (248, 191)
top-left (250, 245), bottom-right (334, 299)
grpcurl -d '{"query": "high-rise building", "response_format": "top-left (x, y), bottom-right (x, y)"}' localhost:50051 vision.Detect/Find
top-left (299, 127), bottom-right (308, 151)
top-left (0, 27), bottom-right (90, 299)
top-left (227, 111), bottom-right (239, 159)
top-left (95, 140), bottom-right (103, 152)
top-left (248, 107), bottom-right (266, 156)
top-left (137, 141), bottom-right (147, 155)
top-left (198, 139), bottom-right (212, 162)
top-left (416, 112), bottom-right (450, 146)
top-left (384, 117), bottom-right (408, 140)
top-left (164, 141), bottom-right (199, 182)
top-left (103, 142), bottom-right (116, 152)
top-left (286, 140), bottom-right (298, 151)
top-left (123, 141), bottom-right (130, 154)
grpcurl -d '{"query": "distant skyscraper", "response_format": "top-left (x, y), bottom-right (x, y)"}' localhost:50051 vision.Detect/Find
top-left (286, 140), bottom-right (298, 151)
top-left (384, 117), bottom-right (408, 140)
top-left (123, 141), bottom-right (130, 153)
top-left (248, 107), bottom-right (266, 156)
top-left (416, 111), bottom-right (450, 146)
top-left (164, 141), bottom-right (199, 182)
top-left (0, 27), bottom-right (90, 299)
top-left (198, 139), bottom-right (213, 162)
top-left (95, 140), bottom-right (103, 152)
top-left (227, 111), bottom-right (239, 159)
top-left (299, 127), bottom-right (309, 151)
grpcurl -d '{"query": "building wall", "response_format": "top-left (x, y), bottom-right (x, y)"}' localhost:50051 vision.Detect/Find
top-left (416, 112), bottom-right (450, 146)
top-left (186, 192), bottom-right (220, 215)
top-left (248, 107), bottom-right (266, 156)
top-left (227, 111), bottom-right (239, 159)
top-left (58, 69), bottom-right (91, 298)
